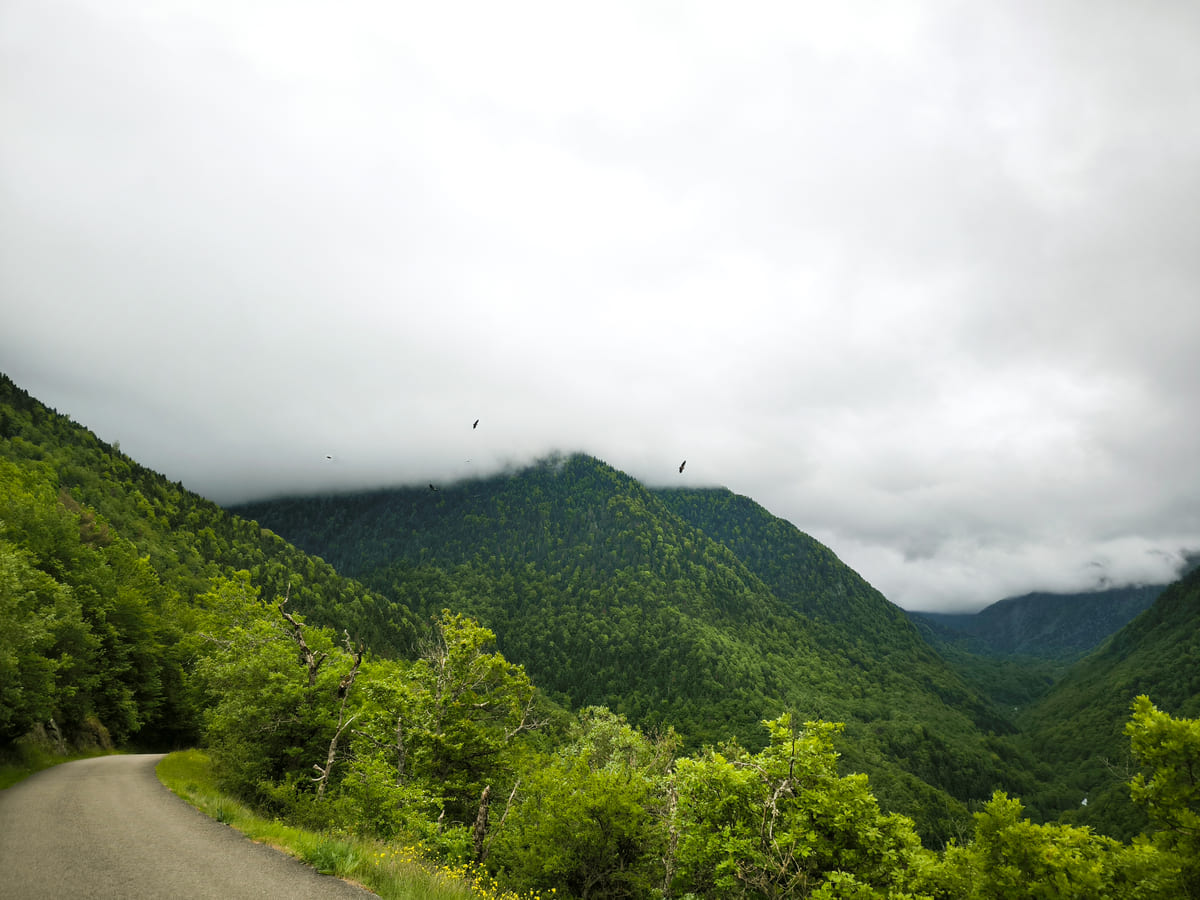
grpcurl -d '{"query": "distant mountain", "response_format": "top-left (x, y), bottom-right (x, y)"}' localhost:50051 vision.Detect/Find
top-left (908, 585), bottom-right (1165, 661)
top-left (234, 456), bottom-right (1034, 842)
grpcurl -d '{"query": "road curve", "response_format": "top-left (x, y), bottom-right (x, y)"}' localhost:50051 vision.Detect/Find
top-left (0, 754), bottom-right (376, 899)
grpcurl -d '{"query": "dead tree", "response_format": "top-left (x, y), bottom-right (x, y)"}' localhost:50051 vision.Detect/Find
top-left (278, 589), bottom-right (326, 689)
top-left (313, 632), bottom-right (364, 799)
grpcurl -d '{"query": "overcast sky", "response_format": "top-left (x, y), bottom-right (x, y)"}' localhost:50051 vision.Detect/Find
top-left (4, 1), bottom-right (1199, 612)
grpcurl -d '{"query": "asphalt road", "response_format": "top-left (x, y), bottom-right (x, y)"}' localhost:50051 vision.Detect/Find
top-left (0, 754), bottom-right (377, 899)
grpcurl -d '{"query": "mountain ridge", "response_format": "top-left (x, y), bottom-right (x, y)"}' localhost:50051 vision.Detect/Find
top-left (907, 584), bottom-right (1166, 661)
top-left (233, 452), bottom-right (1039, 839)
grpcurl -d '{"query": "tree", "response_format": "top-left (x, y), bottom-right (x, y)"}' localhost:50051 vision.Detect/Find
top-left (673, 715), bottom-right (930, 899)
top-left (1127, 695), bottom-right (1200, 896)
top-left (340, 610), bottom-right (539, 850)
top-left (190, 573), bottom-right (358, 804)
top-left (490, 708), bottom-right (675, 898)
top-left (0, 540), bottom-right (76, 742)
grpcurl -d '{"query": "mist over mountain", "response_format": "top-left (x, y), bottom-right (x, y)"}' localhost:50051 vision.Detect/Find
top-left (5, 368), bottom-right (1197, 856)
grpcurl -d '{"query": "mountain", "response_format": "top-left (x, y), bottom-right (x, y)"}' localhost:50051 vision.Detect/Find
top-left (233, 455), bottom-right (1035, 841)
top-left (1015, 564), bottom-right (1200, 838)
top-left (9, 367), bottom-right (1195, 855)
top-left (5, 372), bottom-right (1031, 841)
top-left (908, 586), bottom-right (1165, 661)
top-left (0, 372), bottom-right (418, 749)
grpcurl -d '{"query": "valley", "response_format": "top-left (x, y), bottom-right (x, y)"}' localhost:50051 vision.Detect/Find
top-left (3, 370), bottom-right (1198, 897)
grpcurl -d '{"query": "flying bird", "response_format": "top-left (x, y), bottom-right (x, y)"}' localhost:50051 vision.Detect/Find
top-left (679, 460), bottom-right (686, 473)
top-left (473, 419), bottom-right (479, 429)
top-left (429, 484), bottom-right (439, 492)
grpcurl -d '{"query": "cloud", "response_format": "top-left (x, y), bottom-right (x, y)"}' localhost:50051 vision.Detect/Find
top-left (3, 0), bottom-right (1199, 611)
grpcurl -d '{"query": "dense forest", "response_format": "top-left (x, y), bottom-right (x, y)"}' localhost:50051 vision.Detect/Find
top-left (905, 585), bottom-right (1168, 728)
top-left (910, 586), bottom-right (1164, 660)
top-left (235, 459), bottom-right (1033, 842)
top-left (3, 371), bottom-right (1198, 898)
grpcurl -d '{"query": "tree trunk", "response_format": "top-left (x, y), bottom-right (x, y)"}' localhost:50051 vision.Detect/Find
top-left (472, 785), bottom-right (492, 862)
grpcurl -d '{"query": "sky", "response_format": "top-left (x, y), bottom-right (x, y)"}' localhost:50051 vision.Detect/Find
top-left (3, 1), bottom-right (1199, 613)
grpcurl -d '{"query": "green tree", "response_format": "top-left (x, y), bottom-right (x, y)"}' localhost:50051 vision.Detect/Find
top-left (0, 540), bottom-right (78, 742)
top-left (1127, 695), bottom-right (1199, 896)
top-left (189, 573), bottom-right (359, 805)
top-left (673, 715), bottom-right (931, 899)
top-left (490, 708), bottom-right (675, 898)
top-left (341, 609), bottom-right (539, 847)
top-left (934, 789), bottom-right (1183, 900)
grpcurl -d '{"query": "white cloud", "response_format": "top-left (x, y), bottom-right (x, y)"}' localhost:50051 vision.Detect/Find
top-left (4, 0), bottom-right (1199, 611)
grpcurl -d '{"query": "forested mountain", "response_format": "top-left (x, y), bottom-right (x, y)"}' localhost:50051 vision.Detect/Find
top-left (234, 457), bottom-right (1033, 840)
top-left (5, 371), bottom-right (1199, 896)
top-left (908, 585), bottom-right (1165, 661)
top-left (903, 586), bottom-right (1169, 716)
top-left (1016, 565), bottom-right (1200, 838)
top-left (0, 373), bottom-right (418, 749)
top-left (652, 487), bottom-right (930, 647)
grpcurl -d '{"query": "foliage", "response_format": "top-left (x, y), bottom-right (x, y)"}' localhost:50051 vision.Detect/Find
top-left (234, 457), bottom-right (1038, 844)
top-left (930, 790), bottom-right (1184, 900)
top-left (156, 750), bottom-right (534, 900)
top-left (673, 715), bottom-right (932, 899)
top-left (0, 372), bottom-right (417, 751)
top-left (1016, 566), bottom-right (1200, 835)
top-left (490, 708), bottom-right (676, 897)
top-left (1127, 696), bottom-right (1200, 895)
top-left (189, 573), bottom-right (357, 799)
top-left (0, 455), bottom-right (173, 746)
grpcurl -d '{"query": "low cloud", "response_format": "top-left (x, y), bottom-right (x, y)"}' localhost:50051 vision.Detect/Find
top-left (4, 0), bottom-right (1199, 611)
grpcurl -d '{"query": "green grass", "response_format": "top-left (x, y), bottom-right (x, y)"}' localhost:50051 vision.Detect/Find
top-left (155, 751), bottom-right (544, 900)
top-left (0, 743), bottom-right (115, 791)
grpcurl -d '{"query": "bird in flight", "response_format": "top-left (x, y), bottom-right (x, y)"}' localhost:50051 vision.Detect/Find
top-left (473, 419), bottom-right (479, 429)
top-left (679, 460), bottom-right (687, 473)
top-left (429, 483), bottom-right (439, 492)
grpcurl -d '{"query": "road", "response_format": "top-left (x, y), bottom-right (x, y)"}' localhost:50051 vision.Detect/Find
top-left (0, 754), bottom-right (377, 899)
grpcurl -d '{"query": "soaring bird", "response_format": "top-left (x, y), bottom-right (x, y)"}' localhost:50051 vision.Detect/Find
top-left (429, 483), bottom-right (439, 492)
top-left (679, 460), bottom-right (687, 473)
top-left (473, 419), bottom-right (479, 429)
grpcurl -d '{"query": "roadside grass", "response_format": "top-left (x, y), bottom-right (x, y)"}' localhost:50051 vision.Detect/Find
top-left (0, 743), bottom-right (115, 791)
top-left (156, 750), bottom-right (547, 900)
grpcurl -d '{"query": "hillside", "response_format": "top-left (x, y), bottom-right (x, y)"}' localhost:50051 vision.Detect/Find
top-left (3, 371), bottom-right (1031, 840)
top-left (0, 372), bottom-right (418, 749)
top-left (234, 457), bottom-right (1035, 839)
top-left (905, 585), bottom-right (1167, 713)
top-left (6, 370), bottom-right (1199, 893)
top-left (1016, 565), bottom-right (1200, 837)
top-left (908, 585), bottom-right (1165, 660)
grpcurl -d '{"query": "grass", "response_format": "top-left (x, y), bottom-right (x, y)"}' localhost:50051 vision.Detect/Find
top-left (156, 750), bottom-right (549, 900)
top-left (0, 742), bottom-right (115, 791)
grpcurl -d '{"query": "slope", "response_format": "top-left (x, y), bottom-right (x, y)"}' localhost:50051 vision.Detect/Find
top-left (905, 585), bottom-right (1167, 712)
top-left (0, 372), bottom-right (418, 749)
top-left (1017, 565), bottom-right (1200, 838)
top-left (235, 455), bottom-right (1036, 841)
top-left (909, 585), bottom-right (1165, 660)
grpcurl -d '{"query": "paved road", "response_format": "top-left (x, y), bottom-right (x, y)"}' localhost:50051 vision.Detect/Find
top-left (0, 754), bottom-right (376, 899)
